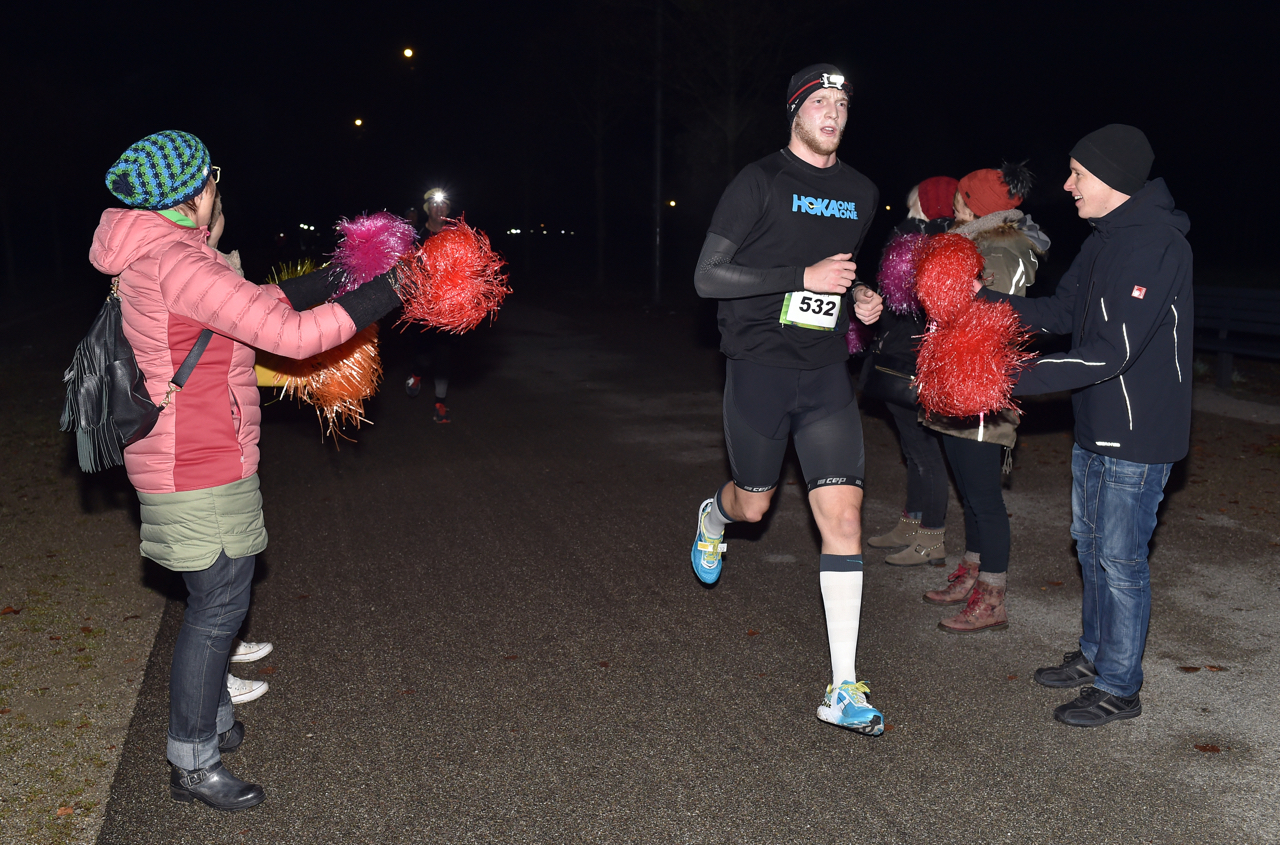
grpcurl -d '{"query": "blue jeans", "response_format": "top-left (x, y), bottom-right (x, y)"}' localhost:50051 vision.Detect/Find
top-left (167, 551), bottom-right (255, 770)
top-left (1071, 445), bottom-right (1171, 698)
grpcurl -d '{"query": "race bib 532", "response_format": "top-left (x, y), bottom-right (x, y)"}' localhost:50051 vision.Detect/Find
top-left (779, 291), bottom-right (841, 330)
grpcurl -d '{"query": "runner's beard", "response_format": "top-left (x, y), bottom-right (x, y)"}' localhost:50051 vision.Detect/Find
top-left (794, 116), bottom-right (843, 157)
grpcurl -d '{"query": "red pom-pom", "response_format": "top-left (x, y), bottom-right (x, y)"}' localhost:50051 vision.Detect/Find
top-left (915, 233), bottom-right (983, 327)
top-left (915, 299), bottom-right (1033, 418)
top-left (396, 216), bottom-right (511, 333)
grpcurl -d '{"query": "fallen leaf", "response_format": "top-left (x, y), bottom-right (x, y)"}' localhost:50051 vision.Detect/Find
top-left (49, 636), bottom-right (61, 641)
top-left (297, 594), bottom-right (310, 600)
top-left (122, 615), bottom-right (140, 621)
top-left (0, 606), bottom-right (20, 615)
top-left (258, 665), bottom-right (277, 675)
top-left (401, 689), bottom-right (415, 695)
top-left (1178, 666), bottom-right (1202, 673)
top-left (80, 627), bottom-right (93, 634)
top-left (77, 722), bottom-right (90, 729)
top-left (885, 724), bottom-right (895, 731)
top-left (123, 658), bottom-right (136, 663)
top-left (1219, 508), bottom-right (1227, 513)
top-left (56, 806), bottom-right (73, 817)
top-left (0, 708), bottom-right (11, 715)
top-left (1194, 744), bottom-right (1221, 753)
top-left (598, 661), bottom-right (609, 668)
top-left (1047, 581), bottom-right (1064, 586)
top-left (932, 562), bottom-right (946, 567)
top-left (504, 655), bottom-right (519, 660)
top-left (1040, 587), bottom-right (1047, 591)
top-left (77, 648), bottom-right (85, 653)
top-left (1206, 665), bottom-right (1226, 671)
top-left (1007, 675), bottom-right (1018, 680)
top-left (747, 629), bottom-right (759, 636)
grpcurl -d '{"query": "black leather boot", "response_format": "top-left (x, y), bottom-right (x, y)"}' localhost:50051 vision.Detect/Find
top-left (218, 720), bottom-right (244, 753)
top-left (170, 761), bottom-right (265, 810)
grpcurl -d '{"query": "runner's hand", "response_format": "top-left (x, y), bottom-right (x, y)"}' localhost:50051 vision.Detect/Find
top-left (853, 285), bottom-right (883, 324)
top-left (803, 253), bottom-right (857, 294)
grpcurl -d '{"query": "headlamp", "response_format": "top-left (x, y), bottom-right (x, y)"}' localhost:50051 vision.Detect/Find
top-left (821, 73), bottom-right (845, 89)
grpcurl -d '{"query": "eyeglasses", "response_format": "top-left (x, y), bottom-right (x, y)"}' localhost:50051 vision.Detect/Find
top-left (209, 165), bottom-right (221, 184)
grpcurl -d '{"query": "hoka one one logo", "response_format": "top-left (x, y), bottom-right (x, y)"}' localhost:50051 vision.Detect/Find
top-left (792, 194), bottom-right (858, 219)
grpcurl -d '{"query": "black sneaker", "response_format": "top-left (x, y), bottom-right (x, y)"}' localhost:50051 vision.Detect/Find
top-left (405, 375), bottom-right (422, 397)
top-left (1034, 650), bottom-right (1098, 688)
top-left (433, 401), bottom-right (450, 423)
top-left (1053, 686), bottom-right (1142, 727)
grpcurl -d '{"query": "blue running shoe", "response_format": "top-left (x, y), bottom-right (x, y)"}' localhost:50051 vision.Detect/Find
top-left (816, 680), bottom-right (884, 735)
top-left (690, 498), bottom-right (727, 585)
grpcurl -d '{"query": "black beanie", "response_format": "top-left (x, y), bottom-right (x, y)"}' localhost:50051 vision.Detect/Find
top-left (1070, 124), bottom-right (1154, 195)
top-left (786, 64), bottom-right (850, 126)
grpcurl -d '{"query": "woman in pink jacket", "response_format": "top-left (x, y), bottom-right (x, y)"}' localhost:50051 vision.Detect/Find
top-left (92, 131), bottom-right (401, 811)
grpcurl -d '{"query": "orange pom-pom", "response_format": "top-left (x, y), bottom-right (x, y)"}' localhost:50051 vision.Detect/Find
top-left (915, 299), bottom-right (1032, 418)
top-left (396, 216), bottom-right (511, 333)
top-left (261, 324), bottom-right (383, 440)
top-left (915, 233), bottom-right (984, 327)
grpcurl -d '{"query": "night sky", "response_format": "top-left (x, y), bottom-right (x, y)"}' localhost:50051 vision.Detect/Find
top-left (1, 1), bottom-right (1268, 308)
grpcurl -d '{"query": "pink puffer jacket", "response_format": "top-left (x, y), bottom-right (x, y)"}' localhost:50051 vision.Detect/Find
top-left (89, 209), bottom-right (357, 494)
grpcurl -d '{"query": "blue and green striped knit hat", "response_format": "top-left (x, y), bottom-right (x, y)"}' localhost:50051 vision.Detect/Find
top-left (105, 131), bottom-right (212, 209)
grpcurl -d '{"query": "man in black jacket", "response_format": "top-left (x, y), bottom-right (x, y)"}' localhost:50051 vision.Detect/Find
top-left (979, 125), bottom-right (1193, 727)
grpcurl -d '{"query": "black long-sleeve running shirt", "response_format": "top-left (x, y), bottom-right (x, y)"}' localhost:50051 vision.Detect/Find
top-left (694, 148), bottom-right (878, 369)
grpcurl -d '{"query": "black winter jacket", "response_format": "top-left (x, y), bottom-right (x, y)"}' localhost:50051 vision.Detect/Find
top-left (979, 178), bottom-right (1193, 464)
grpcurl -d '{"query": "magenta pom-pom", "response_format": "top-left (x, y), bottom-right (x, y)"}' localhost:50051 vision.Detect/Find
top-left (915, 233), bottom-right (984, 328)
top-left (331, 212), bottom-right (418, 296)
top-left (877, 232), bottom-right (928, 315)
top-left (915, 299), bottom-right (1032, 418)
top-left (846, 318), bottom-right (873, 354)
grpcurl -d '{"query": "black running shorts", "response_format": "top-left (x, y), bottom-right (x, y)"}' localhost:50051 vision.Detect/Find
top-left (722, 358), bottom-right (865, 493)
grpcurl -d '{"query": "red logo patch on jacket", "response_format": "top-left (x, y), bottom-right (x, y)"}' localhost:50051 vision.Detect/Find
top-left (1131, 286), bottom-right (1147, 299)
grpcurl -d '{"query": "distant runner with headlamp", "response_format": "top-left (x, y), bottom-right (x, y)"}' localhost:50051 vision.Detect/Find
top-left (690, 63), bottom-right (886, 735)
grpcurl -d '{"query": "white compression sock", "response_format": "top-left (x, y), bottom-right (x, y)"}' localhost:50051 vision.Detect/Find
top-left (819, 554), bottom-right (864, 687)
top-left (702, 488), bottom-right (733, 538)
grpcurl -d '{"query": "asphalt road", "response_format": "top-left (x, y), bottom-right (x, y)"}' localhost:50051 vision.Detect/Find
top-left (92, 299), bottom-right (1279, 844)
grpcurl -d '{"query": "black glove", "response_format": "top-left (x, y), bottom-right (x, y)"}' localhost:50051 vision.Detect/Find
top-left (333, 271), bottom-right (402, 331)
top-left (275, 268), bottom-right (339, 311)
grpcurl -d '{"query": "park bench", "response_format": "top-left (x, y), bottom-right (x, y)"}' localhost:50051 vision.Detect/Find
top-left (1194, 286), bottom-right (1280, 389)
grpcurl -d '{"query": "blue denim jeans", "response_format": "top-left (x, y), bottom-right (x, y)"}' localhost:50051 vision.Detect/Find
top-left (1071, 445), bottom-right (1171, 698)
top-left (167, 551), bottom-right (255, 770)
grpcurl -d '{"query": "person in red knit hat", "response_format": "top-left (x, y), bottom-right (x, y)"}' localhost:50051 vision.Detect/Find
top-left (920, 162), bottom-right (1050, 633)
top-left (865, 176), bottom-right (958, 564)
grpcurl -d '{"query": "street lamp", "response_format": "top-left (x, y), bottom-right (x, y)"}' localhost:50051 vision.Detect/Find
top-left (403, 48), bottom-right (413, 58)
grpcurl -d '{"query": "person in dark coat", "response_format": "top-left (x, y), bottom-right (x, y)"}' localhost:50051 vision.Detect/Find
top-left (865, 177), bottom-right (956, 564)
top-left (977, 124), bottom-right (1193, 727)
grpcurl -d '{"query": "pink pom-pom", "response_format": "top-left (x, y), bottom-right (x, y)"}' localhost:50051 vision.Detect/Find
top-left (395, 216), bottom-right (511, 333)
top-left (331, 212), bottom-right (418, 296)
top-left (846, 318), bottom-right (873, 354)
top-left (877, 232), bottom-right (928, 315)
top-left (915, 233), bottom-right (983, 327)
top-left (915, 299), bottom-right (1032, 418)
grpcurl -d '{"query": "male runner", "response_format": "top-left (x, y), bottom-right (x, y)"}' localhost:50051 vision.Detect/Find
top-left (690, 64), bottom-right (885, 734)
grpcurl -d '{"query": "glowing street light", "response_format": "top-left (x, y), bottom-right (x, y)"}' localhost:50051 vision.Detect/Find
top-left (403, 48), bottom-right (414, 58)
top-left (668, 200), bottom-right (676, 207)
top-left (354, 119), bottom-right (363, 127)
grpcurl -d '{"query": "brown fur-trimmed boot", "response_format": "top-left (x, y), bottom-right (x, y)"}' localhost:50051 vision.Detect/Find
top-left (938, 575), bottom-right (1008, 633)
top-left (867, 515), bottom-right (919, 548)
top-left (885, 528), bottom-right (946, 566)
top-left (923, 557), bottom-right (979, 605)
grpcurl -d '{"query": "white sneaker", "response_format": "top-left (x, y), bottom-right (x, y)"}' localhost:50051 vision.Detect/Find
top-left (226, 674), bottom-right (269, 704)
top-left (229, 640), bottom-right (273, 663)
